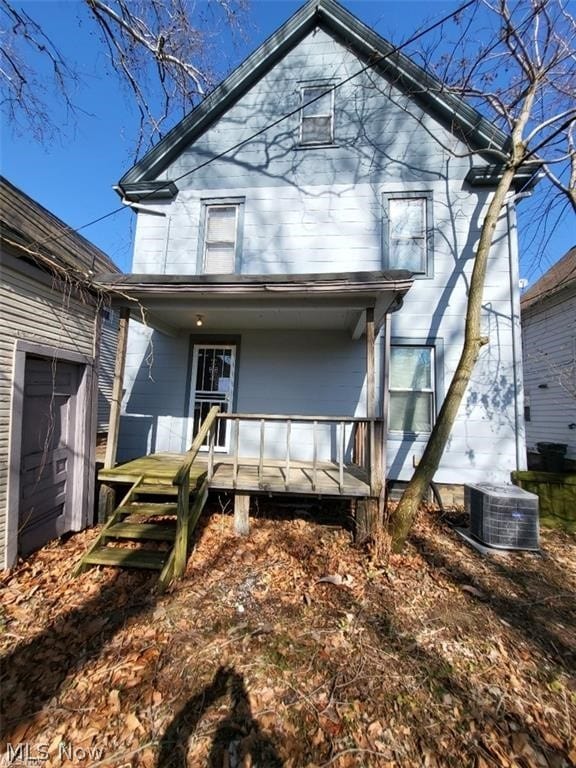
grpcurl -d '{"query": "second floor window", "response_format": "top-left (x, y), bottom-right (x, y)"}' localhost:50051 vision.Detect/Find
top-left (203, 204), bottom-right (239, 273)
top-left (383, 192), bottom-right (433, 275)
top-left (300, 85), bottom-right (334, 145)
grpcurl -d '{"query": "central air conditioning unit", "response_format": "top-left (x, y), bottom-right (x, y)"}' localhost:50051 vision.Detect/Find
top-left (465, 483), bottom-right (539, 551)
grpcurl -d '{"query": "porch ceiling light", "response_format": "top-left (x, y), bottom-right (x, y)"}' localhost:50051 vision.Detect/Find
top-left (196, 314), bottom-right (204, 327)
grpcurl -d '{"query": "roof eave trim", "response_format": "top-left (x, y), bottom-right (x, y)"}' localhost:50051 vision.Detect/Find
top-left (118, 2), bottom-right (320, 186)
top-left (466, 163), bottom-right (543, 190)
top-left (320, 0), bottom-right (510, 155)
top-left (115, 181), bottom-right (179, 202)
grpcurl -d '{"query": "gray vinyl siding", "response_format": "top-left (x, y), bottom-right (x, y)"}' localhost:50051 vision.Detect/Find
top-left (157, 29), bottom-right (476, 189)
top-left (123, 26), bottom-right (524, 486)
top-left (119, 320), bottom-right (191, 461)
top-left (522, 290), bottom-right (576, 458)
top-left (0, 260), bottom-right (97, 567)
top-left (97, 311), bottom-right (119, 432)
top-left (386, 204), bottom-right (525, 484)
top-left (133, 29), bottom-right (476, 276)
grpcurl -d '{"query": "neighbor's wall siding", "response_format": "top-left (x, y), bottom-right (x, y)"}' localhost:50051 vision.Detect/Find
top-left (0, 259), bottom-right (97, 567)
top-left (97, 310), bottom-right (119, 432)
top-left (123, 26), bottom-right (524, 486)
top-left (522, 289), bottom-right (576, 459)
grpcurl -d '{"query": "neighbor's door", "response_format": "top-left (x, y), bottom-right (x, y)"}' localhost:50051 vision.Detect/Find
top-left (19, 356), bottom-right (80, 556)
top-left (189, 345), bottom-right (236, 451)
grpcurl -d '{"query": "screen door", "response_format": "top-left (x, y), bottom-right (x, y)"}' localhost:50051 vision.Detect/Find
top-left (189, 344), bottom-right (236, 451)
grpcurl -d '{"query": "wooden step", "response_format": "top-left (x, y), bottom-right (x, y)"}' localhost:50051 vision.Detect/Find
top-left (135, 484), bottom-right (178, 496)
top-left (117, 502), bottom-right (179, 517)
top-left (104, 522), bottom-right (176, 541)
top-left (82, 547), bottom-right (168, 570)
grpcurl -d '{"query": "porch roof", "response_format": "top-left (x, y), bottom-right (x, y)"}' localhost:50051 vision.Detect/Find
top-left (95, 270), bottom-right (413, 335)
top-left (96, 269), bottom-right (412, 292)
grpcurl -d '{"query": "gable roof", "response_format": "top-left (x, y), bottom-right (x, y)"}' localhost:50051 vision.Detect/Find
top-left (521, 246), bottom-right (576, 311)
top-left (0, 176), bottom-right (119, 279)
top-left (118, 0), bottom-right (533, 198)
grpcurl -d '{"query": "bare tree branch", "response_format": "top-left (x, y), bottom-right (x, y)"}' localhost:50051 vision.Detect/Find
top-left (0, 0), bottom-right (248, 152)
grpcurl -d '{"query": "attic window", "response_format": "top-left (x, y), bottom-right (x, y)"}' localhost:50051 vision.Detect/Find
top-left (300, 85), bottom-right (334, 145)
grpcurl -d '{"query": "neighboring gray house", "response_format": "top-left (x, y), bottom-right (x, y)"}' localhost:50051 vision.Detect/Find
top-left (0, 177), bottom-right (119, 567)
top-left (98, 0), bottom-right (535, 494)
top-left (521, 247), bottom-right (576, 463)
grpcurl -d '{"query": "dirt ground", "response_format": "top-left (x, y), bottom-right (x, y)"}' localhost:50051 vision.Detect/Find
top-left (1, 500), bottom-right (575, 767)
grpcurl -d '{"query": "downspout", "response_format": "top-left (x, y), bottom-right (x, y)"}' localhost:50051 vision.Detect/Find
top-left (381, 313), bottom-right (391, 505)
top-left (118, 197), bottom-right (171, 272)
top-left (506, 193), bottom-right (530, 471)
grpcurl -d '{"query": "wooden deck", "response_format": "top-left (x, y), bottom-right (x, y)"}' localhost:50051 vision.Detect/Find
top-left (98, 453), bottom-right (371, 498)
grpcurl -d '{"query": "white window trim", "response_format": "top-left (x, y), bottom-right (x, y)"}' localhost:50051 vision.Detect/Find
top-left (203, 204), bottom-right (238, 274)
top-left (299, 84), bottom-right (335, 146)
top-left (389, 343), bottom-right (436, 436)
top-left (382, 191), bottom-right (434, 277)
top-left (198, 197), bottom-right (245, 274)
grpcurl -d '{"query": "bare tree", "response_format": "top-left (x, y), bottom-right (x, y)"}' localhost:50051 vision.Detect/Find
top-left (389, 0), bottom-right (576, 551)
top-left (0, 0), bottom-right (248, 152)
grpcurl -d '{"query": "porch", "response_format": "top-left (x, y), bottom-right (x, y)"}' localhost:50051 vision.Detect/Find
top-left (86, 270), bottom-right (414, 582)
top-left (82, 410), bottom-right (379, 585)
top-left (98, 413), bottom-right (380, 499)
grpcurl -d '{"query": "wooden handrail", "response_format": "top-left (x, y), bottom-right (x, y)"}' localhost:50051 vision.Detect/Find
top-left (173, 405), bottom-right (220, 487)
top-left (171, 405), bottom-right (220, 581)
top-left (217, 412), bottom-right (382, 424)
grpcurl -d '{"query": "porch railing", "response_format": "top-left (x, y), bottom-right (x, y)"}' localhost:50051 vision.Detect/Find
top-left (209, 413), bottom-right (383, 495)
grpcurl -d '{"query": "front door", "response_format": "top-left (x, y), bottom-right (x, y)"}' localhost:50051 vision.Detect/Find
top-left (189, 344), bottom-right (236, 451)
top-left (19, 357), bottom-right (80, 556)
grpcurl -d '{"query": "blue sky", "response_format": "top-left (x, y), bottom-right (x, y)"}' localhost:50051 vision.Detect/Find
top-left (1, 0), bottom-right (573, 282)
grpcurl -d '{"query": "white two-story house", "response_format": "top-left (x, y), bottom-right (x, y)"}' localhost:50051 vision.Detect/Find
top-left (98, 0), bottom-right (533, 499)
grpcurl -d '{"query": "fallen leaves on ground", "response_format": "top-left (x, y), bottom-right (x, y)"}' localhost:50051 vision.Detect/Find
top-left (0, 502), bottom-right (575, 767)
